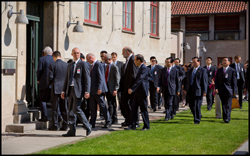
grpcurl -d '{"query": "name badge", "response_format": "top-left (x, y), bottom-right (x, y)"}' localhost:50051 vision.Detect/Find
top-left (77, 69), bottom-right (80, 74)
top-left (210, 71), bottom-right (212, 75)
top-left (242, 68), bottom-right (243, 72)
top-left (225, 73), bottom-right (228, 78)
top-left (154, 71), bottom-right (157, 75)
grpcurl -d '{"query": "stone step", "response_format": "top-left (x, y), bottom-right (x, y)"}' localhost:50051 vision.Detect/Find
top-left (13, 113), bottom-right (31, 124)
top-left (5, 123), bottom-right (36, 133)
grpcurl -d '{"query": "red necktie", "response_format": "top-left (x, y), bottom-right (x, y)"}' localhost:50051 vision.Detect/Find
top-left (105, 65), bottom-right (109, 84)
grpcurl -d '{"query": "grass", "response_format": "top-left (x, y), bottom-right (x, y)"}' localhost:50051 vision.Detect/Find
top-left (32, 102), bottom-right (248, 155)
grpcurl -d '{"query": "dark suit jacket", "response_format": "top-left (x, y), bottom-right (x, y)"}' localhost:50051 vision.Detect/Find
top-left (173, 65), bottom-right (186, 88)
top-left (203, 65), bottom-right (216, 85)
top-left (130, 64), bottom-right (149, 97)
top-left (90, 61), bottom-right (108, 95)
top-left (106, 63), bottom-right (120, 94)
top-left (48, 59), bottom-right (68, 94)
top-left (62, 60), bottom-right (91, 98)
top-left (244, 67), bottom-right (249, 90)
top-left (37, 55), bottom-right (54, 91)
top-left (215, 67), bottom-right (237, 97)
top-left (147, 64), bottom-right (162, 88)
top-left (114, 61), bottom-right (124, 91)
top-left (121, 55), bottom-right (138, 91)
top-left (184, 66), bottom-right (208, 96)
top-left (158, 67), bottom-right (180, 95)
top-left (229, 63), bottom-right (245, 83)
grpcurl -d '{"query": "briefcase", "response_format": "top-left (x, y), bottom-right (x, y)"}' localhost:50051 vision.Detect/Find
top-left (231, 98), bottom-right (240, 109)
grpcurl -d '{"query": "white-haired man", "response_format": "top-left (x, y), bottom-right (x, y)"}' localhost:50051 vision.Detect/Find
top-left (37, 46), bottom-right (54, 121)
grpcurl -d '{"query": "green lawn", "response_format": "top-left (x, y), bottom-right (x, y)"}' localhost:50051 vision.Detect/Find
top-left (33, 102), bottom-right (248, 155)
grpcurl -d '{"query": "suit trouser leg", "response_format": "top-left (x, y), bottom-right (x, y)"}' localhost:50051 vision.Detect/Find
top-left (98, 94), bottom-right (111, 124)
top-left (149, 81), bottom-right (158, 110)
top-left (138, 96), bottom-right (150, 129)
top-left (51, 93), bottom-right (60, 128)
top-left (172, 95), bottom-right (178, 115)
top-left (214, 93), bottom-right (221, 118)
top-left (193, 96), bottom-right (202, 123)
top-left (206, 86), bottom-right (213, 110)
top-left (164, 90), bottom-right (174, 119)
top-left (121, 91), bottom-right (131, 123)
top-left (106, 91), bottom-right (118, 122)
top-left (83, 98), bottom-right (90, 121)
top-left (237, 81), bottom-right (243, 107)
top-left (60, 96), bottom-right (68, 129)
top-left (220, 95), bottom-right (232, 122)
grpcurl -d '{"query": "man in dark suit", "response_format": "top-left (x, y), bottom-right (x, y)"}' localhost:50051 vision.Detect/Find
top-left (172, 58), bottom-right (185, 115)
top-left (37, 46), bottom-right (54, 121)
top-left (125, 54), bottom-right (150, 131)
top-left (120, 46), bottom-right (139, 127)
top-left (147, 56), bottom-right (162, 112)
top-left (155, 60), bottom-right (163, 109)
top-left (104, 54), bottom-right (120, 124)
top-left (61, 47), bottom-right (92, 137)
top-left (158, 57), bottom-right (180, 121)
top-left (48, 51), bottom-right (68, 131)
top-left (86, 53), bottom-right (112, 128)
top-left (184, 57), bottom-right (208, 124)
top-left (111, 52), bottom-right (124, 113)
top-left (215, 57), bottom-right (237, 123)
top-left (203, 57), bottom-right (216, 110)
top-left (229, 55), bottom-right (245, 109)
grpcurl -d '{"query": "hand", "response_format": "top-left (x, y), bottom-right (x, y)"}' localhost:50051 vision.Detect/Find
top-left (215, 89), bottom-right (219, 94)
top-left (128, 89), bottom-right (132, 95)
top-left (113, 90), bottom-right (117, 96)
top-left (157, 88), bottom-right (160, 93)
top-left (211, 79), bottom-right (215, 85)
top-left (85, 93), bottom-right (90, 99)
top-left (182, 85), bottom-right (184, 89)
top-left (177, 92), bottom-right (180, 96)
top-left (203, 93), bottom-right (206, 96)
top-left (37, 81), bottom-right (39, 84)
top-left (61, 92), bottom-right (65, 100)
top-left (97, 89), bottom-right (102, 95)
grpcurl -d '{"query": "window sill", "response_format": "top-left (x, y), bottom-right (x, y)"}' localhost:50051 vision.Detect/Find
top-left (149, 35), bottom-right (160, 40)
top-left (83, 22), bottom-right (103, 29)
top-left (122, 30), bottom-right (136, 35)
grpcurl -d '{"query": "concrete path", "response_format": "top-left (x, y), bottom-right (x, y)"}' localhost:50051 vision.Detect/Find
top-left (2, 101), bottom-right (248, 155)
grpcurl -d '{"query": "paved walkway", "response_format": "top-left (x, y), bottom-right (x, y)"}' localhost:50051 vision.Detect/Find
top-left (2, 101), bottom-right (248, 155)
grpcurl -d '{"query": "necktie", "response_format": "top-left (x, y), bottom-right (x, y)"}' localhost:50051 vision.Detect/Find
top-left (151, 66), bottom-right (154, 81)
top-left (124, 59), bottom-right (128, 74)
top-left (165, 68), bottom-right (170, 86)
top-left (224, 68), bottom-right (226, 74)
top-left (90, 64), bottom-right (93, 74)
top-left (191, 69), bottom-right (196, 85)
top-left (207, 66), bottom-right (209, 72)
top-left (70, 62), bottom-right (75, 86)
top-left (105, 65), bottom-right (109, 84)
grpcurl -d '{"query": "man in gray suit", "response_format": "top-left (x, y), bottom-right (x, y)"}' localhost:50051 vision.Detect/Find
top-left (61, 47), bottom-right (92, 137)
top-left (104, 54), bottom-right (120, 124)
top-left (86, 53), bottom-right (112, 128)
top-left (48, 51), bottom-right (68, 131)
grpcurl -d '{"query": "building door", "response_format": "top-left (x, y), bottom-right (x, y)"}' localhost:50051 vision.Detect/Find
top-left (26, 2), bottom-right (44, 108)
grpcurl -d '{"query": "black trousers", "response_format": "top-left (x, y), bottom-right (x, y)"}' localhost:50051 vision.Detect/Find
top-left (206, 86), bottom-right (213, 110)
top-left (51, 93), bottom-right (68, 129)
top-left (149, 81), bottom-right (158, 109)
top-left (237, 80), bottom-right (243, 107)
top-left (163, 89), bottom-right (174, 119)
top-left (130, 95), bottom-right (150, 129)
top-left (89, 93), bottom-right (111, 127)
top-left (173, 94), bottom-right (179, 115)
top-left (67, 86), bottom-right (90, 133)
top-left (106, 89), bottom-right (118, 123)
top-left (188, 88), bottom-right (203, 124)
top-left (220, 95), bottom-right (232, 122)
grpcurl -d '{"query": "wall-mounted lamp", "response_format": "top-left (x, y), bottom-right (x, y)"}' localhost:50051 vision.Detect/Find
top-left (67, 21), bottom-right (84, 32)
top-left (198, 46), bottom-right (207, 52)
top-left (181, 43), bottom-right (190, 50)
top-left (7, 9), bottom-right (29, 24)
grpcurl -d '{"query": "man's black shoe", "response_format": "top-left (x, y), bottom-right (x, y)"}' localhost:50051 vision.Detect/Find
top-left (121, 122), bottom-right (129, 127)
top-left (153, 108), bottom-right (156, 112)
top-left (239, 107), bottom-right (242, 109)
top-left (170, 116), bottom-right (174, 120)
top-left (112, 120), bottom-right (118, 124)
top-left (124, 126), bottom-right (136, 130)
top-left (164, 118), bottom-right (169, 121)
top-left (194, 122), bottom-right (199, 125)
top-left (224, 119), bottom-right (230, 123)
top-left (136, 124), bottom-right (140, 128)
top-left (38, 117), bottom-right (48, 122)
top-left (62, 131), bottom-right (75, 137)
top-left (86, 125), bottom-right (92, 136)
top-left (158, 106), bottom-right (161, 109)
top-left (140, 128), bottom-right (150, 131)
top-left (102, 122), bottom-right (112, 128)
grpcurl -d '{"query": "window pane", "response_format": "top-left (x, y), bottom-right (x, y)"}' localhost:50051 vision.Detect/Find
top-left (84, 2), bottom-right (89, 20)
top-left (153, 20), bottom-right (156, 34)
top-left (215, 32), bottom-right (239, 40)
top-left (153, 7), bottom-right (156, 21)
top-left (127, 14), bottom-right (131, 29)
top-left (123, 12), bottom-right (125, 28)
top-left (200, 33), bottom-right (209, 40)
top-left (123, 2), bottom-right (125, 12)
top-left (91, 3), bottom-right (97, 21)
top-left (127, 2), bottom-right (131, 13)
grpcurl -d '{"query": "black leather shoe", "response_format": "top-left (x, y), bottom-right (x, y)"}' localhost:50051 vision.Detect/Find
top-left (86, 125), bottom-right (92, 136)
top-left (164, 118), bottom-right (169, 121)
top-left (158, 106), bottom-right (161, 109)
top-left (153, 108), bottom-right (156, 112)
top-left (48, 127), bottom-right (60, 131)
top-left (38, 117), bottom-right (48, 122)
top-left (224, 119), bottom-right (230, 123)
top-left (239, 107), bottom-right (242, 109)
top-left (140, 128), bottom-right (150, 131)
top-left (112, 120), bottom-right (118, 124)
top-left (135, 124), bottom-right (140, 128)
top-left (121, 122), bottom-right (129, 127)
top-left (62, 131), bottom-right (75, 137)
top-left (102, 122), bottom-right (112, 128)
top-left (124, 126), bottom-right (136, 130)
top-left (194, 122), bottom-right (200, 124)
top-left (170, 116), bottom-right (174, 120)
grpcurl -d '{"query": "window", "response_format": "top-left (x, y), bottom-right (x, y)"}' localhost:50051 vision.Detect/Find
top-left (171, 16), bottom-right (180, 30)
top-left (84, 1), bottom-right (99, 25)
top-left (122, 2), bottom-right (133, 32)
top-left (150, 1), bottom-right (159, 36)
top-left (214, 14), bottom-right (239, 40)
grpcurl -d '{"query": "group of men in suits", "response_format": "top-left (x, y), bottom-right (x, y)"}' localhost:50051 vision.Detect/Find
top-left (37, 45), bottom-right (248, 137)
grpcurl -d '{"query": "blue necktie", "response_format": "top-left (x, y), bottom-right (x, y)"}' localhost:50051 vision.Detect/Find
top-left (151, 66), bottom-right (154, 81)
top-left (191, 69), bottom-right (196, 85)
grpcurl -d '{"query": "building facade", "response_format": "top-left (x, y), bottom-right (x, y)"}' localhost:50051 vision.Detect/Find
top-left (1, 1), bottom-right (173, 132)
top-left (171, 1), bottom-right (248, 66)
